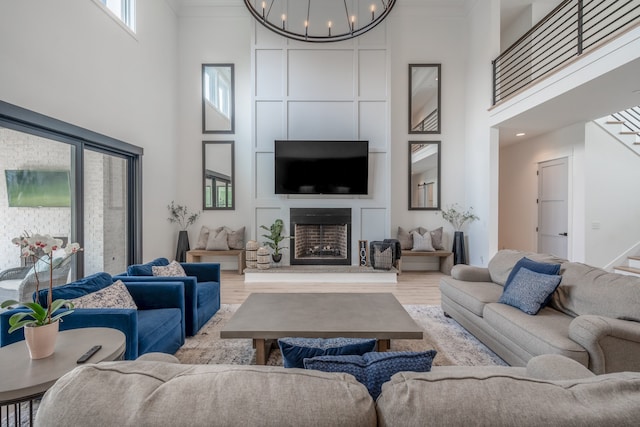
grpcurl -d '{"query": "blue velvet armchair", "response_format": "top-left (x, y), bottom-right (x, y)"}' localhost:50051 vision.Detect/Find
top-left (115, 258), bottom-right (221, 336)
top-left (0, 272), bottom-right (186, 360)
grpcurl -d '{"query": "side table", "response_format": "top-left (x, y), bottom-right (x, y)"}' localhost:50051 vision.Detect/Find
top-left (0, 327), bottom-right (126, 426)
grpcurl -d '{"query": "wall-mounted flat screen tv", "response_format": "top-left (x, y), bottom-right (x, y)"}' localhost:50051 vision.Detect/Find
top-left (275, 140), bottom-right (369, 195)
top-left (4, 170), bottom-right (71, 207)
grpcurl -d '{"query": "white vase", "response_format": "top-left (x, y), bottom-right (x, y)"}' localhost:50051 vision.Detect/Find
top-left (24, 320), bottom-right (59, 359)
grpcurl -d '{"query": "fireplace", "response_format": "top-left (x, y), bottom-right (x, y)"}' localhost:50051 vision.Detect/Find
top-left (290, 208), bottom-right (351, 265)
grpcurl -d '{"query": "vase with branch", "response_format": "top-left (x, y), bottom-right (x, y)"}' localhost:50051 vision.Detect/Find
top-left (167, 201), bottom-right (200, 262)
top-left (1, 232), bottom-right (82, 359)
top-left (441, 204), bottom-right (479, 265)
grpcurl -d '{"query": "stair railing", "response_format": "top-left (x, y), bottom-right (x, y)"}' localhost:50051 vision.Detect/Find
top-left (492, 0), bottom-right (640, 105)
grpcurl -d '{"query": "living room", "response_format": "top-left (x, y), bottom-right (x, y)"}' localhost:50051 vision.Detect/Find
top-left (2, 1), bottom-right (640, 424)
top-left (1, 0), bottom-right (639, 274)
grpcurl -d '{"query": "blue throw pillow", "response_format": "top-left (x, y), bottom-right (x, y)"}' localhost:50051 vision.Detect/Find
top-left (278, 337), bottom-right (377, 369)
top-left (504, 257), bottom-right (561, 291)
top-left (303, 350), bottom-right (437, 399)
top-left (127, 257), bottom-right (170, 276)
top-left (37, 272), bottom-right (114, 306)
top-left (499, 267), bottom-right (562, 315)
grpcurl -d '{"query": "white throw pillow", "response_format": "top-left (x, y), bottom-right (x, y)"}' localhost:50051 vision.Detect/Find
top-left (152, 260), bottom-right (187, 277)
top-left (411, 231), bottom-right (435, 252)
top-left (205, 228), bottom-right (229, 250)
top-left (70, 280), bottom-right (137, 309)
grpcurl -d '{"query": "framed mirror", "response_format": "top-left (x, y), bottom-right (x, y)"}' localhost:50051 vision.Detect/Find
top-left (409, 141), bottom-right (440, 210)
top-left (203, 141), bottom-right (234, 210)
top-left (202, 64), bottom-right (234, 134)
top-left (409, 64), bottom-right (441, 134)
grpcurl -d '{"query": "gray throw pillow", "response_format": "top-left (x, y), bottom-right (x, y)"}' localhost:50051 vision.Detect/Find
top-left (206, 228), bottom-right (229, 250)
top-left (194, 226), bottom-right (209, 250)
top-left (397, 227), bottom-right (413, 250)
top-left (226, 226), bottom-right (245, 250)
top-left (429, 227), bottom-right (444, 250)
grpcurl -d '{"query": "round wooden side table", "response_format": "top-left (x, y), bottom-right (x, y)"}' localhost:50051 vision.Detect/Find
top-left (0, 327), bottom-right (126, 426)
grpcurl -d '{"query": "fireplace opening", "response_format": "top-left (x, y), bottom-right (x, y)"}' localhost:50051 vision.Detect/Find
top-left (290, 208), bottom-right (351, 265)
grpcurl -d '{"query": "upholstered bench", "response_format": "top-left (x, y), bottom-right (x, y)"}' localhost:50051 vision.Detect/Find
top-left (186, 249), bottom-right (245, 274)
top-left (398, 251), bottom-right (453, 274)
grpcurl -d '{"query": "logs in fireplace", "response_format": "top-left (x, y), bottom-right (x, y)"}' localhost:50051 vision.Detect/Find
top-left (290, 208), bottom-right (351, 265)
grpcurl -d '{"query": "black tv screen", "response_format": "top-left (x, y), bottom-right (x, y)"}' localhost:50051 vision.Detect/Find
top-left (275, 140), bottom-right (369, 195)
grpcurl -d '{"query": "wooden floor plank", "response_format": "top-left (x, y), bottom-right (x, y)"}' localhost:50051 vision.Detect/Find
top-left (220, 270), bottom-right (443, 305)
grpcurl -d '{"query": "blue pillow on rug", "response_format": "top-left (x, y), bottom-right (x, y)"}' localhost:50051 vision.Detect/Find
top-left (303, 350), bottom-right (437, 399)
top-left (278, 337), bottom-right (377, 369)
top-left (504, 257), bottom-right (561, 291)
top-left (126, 257), bottom-right (170, 276)
top-left (499, 267), bottom-right (562, 315)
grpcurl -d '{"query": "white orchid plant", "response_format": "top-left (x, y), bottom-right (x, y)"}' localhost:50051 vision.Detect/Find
top-left (0, 233), bottom-right (82, 332)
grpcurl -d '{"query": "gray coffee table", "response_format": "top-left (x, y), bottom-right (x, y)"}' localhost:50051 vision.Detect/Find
top-left (220, 293), bottom-right (423, 364)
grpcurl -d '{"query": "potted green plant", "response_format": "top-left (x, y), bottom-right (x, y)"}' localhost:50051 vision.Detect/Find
top-left (260, 219), bottom-right (289, 263)
top-left (441, 204), bottom-right (479, 265)
top-left (1, 233), bottom-right (81, 359)
top-left (167, 201), bottom-right (200, 262)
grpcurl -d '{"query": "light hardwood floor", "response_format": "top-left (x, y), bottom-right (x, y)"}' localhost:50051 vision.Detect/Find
top-left (220, 270), bottom-right (444, 305)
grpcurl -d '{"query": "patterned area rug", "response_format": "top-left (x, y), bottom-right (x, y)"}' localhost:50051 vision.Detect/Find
top-left (174, 304), bottom-right (507, 367)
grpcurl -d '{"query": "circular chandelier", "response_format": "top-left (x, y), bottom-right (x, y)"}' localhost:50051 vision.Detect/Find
top-left (244, 0), bottom-right (397, 43)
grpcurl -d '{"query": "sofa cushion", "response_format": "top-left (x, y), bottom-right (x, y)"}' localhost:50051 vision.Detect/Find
top-left (439, 276), bottom-right (503, 317)
top-left (69, 280), bottom-right (137, 309)
top-left (35, 362), bottom-right (377, 427)
top-left (127, 258), bottom-right (170, 276)
top-left (552, 262), bottom-right (640, 322)
top-left (429, 227), bottom-right (445, 250)
top-left (278, 337), bottom-right (377, 368)
top-left (37, 272), bottom-right (114, 305)
top-left (304, 350), bottom-right (436, 399)
top-left (503, 257), bottom-right (561, 291)
top-left (137, 308), bottom-right (183, 354)
top-left (483, 303), bottom-right (588, 366)
top-left (498, 268), bottom-right (562, 315)
top-left (152, 260), bottom-right (187, 277)
top-left (397, 227), bottom-right (413, 250)
top-left (376, 369), bottom-right (640, 426)
top-left (488, 250), bottom-right (566, 286)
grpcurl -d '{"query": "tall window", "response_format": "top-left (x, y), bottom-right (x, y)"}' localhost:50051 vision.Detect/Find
top-left (98, 0), bottom-right (136, 32)
top-left (0, 100), bottom-right (143, 281)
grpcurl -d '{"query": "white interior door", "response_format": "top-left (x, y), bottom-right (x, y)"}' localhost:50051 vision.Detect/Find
top-left (537, 158), bottom-right (568, 258)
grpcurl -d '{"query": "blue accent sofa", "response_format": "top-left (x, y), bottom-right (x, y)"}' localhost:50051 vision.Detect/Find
top-left (0, 272), bottom-right (186, 360)
top-left (115, 258), bottom-right (221, 336)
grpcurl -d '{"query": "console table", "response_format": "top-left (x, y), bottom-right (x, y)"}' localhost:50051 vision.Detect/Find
top-left (0, 327), bottom-right (125, 425)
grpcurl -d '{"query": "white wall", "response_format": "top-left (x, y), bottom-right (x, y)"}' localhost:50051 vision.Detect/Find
top-left (389, 3), bottom-right (469, 269)
top-left (584, 122), bottom-right (640, 267)
top-left (462, 0), bottom-right (501, 266)
top-left (0, 0), bottom-right (179, 262)
top-left (176, 5), bottom-right (252, 270)
top-left (499, 123), bottom-right (586, 261)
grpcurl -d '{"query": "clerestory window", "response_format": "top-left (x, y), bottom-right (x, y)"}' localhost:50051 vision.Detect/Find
top-left (95, 0), bottom-right (136, 33)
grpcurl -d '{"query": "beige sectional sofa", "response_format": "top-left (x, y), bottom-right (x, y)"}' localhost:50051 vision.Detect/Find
top-left (440, 249), bottom-right (640, 373)
top-left (35, 354), bottom-right (640, 426)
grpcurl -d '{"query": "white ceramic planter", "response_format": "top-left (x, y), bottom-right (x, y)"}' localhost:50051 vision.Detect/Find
top-left (24, 320), bottom-right (59, 359)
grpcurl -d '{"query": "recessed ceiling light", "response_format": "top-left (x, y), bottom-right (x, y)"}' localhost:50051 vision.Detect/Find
top-left (516, 132), bottom-right (526, 137)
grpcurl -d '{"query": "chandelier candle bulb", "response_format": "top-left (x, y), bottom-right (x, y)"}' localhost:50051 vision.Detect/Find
top-left (261, 1), bottom-right (265, 19)
top-left (328, 21), bottom-right (332, 36)
top-left (351, 15), bottom-right (355, 32)
top-left (281, 14), bottom-right (285, 29)
top-left (371, 4), bottom-right (376, 20)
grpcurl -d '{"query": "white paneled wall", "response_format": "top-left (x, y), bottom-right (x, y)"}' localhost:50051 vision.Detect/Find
top-left (251, 21), bottom-right (390, 265)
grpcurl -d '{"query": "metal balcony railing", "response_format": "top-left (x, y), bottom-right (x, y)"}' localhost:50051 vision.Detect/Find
top-left (492, 0), bottom-right (640, 105)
